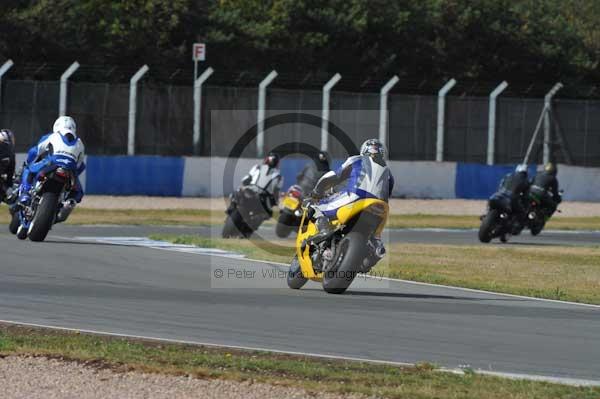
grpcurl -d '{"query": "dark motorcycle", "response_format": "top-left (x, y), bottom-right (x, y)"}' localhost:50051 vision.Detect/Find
top-left (275, 184), bottom-right (304, 238)
top-left (0, 158), bottom-right (20, 234)
top-left (0, 156), bottom-right (11, 198)
top-left (16, 156), bottom-right (78, 242)
top-left (526, 186), bottom-right (562, 236)
top-left (478, 191), bottom-right (525, 243)
top-left (222, 185), bottom-right (273, 238)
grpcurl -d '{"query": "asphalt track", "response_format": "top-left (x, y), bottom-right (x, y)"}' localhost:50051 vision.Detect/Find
top-left (0, 224), bottom-right (599, 385)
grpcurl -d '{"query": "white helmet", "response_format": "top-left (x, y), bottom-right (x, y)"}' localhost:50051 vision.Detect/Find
top-left (0, 129), bottom-right (14, 145)
top-left (515, 164), bottom-right (528, 173)
top-left (53, 116), bottom-right (77, 141)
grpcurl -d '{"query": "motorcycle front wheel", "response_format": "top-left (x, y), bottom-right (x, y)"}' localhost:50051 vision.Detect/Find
top-left (222, 213), bottom-right (240, 238)
top-left (322, 232), bottom-right (366, 294)
top-left (275, 210), bottom-right (296, 238)
top-left (478, 209), bottom-right (499, 243)
top-left (9, 212), bottom-right (19, 235)
top-left (287, 256), bottom-right (308, 289)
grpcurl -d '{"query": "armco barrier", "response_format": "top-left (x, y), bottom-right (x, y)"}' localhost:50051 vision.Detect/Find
top-left (86, 156), bottom-right (184, 196)
top-left (14, 154), bottom-right (600, 201)
top-left (557, 165), bottom-right (600, 202)
top-left (389, 161), bottom-right (456, 199)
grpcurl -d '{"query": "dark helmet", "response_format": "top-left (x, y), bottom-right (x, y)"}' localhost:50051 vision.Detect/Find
top-left (264, 152), bottom-right (280, 168)
top-left (0, 129), bottom-right (15, 146)
top-left (317, 151), bottom-right (330, 170)
top-left (544, 162), bottom-right (557, 176)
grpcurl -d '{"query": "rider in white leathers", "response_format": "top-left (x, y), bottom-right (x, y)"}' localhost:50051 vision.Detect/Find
top-left (19, 116), bottom-right (85, 219)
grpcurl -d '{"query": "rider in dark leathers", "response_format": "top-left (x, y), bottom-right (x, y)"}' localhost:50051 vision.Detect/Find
top-left (498, 164), bottom-right (531, 220)
top-left (531, 162), bottom-right (561, 216)
top-left (0, 129), bottom-right (16, 202)
top-left (295, 151), bottom-right (330, 194)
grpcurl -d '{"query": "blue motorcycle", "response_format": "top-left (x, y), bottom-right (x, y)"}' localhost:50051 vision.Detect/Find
top-left (16, 154), bottom-right (78, 241)
top-left (478, 190), bottom-right (525, 243)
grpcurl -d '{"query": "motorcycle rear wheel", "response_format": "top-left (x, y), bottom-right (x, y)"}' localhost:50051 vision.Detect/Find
top-left (28, 192), bottom-right (58, 242)
top-left (322, 232), bottom-right (366, 294)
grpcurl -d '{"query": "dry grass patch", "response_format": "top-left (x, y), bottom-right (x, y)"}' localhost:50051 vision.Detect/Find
top-left (384, 243), bottom-right (600, 304)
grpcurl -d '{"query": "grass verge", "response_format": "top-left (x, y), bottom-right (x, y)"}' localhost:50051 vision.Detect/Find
top-left (0, 205), bottom-right (600, 230)
top-left (152, 234), bottom-right (600, 304)
top-left (0, 324), bottom-right (597, 399)
top-left (2, 204), bottom-right (600, 230)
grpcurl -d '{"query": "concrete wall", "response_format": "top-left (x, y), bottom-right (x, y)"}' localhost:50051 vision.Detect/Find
top-left (17, 154), bottom-right (596, 201)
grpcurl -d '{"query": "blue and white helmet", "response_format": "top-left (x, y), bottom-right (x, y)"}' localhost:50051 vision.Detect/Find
top-left (360, 138), bottom-right (386, 157)
top-left (53, 116), bottom-right (77, 142)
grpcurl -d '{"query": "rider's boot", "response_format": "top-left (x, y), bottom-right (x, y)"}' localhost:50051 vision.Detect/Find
top-left (18, 168), bottom-right (33, 206)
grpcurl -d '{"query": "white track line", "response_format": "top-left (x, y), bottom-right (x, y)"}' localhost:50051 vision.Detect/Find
top-left (1, 318), bottom-right (598, 387)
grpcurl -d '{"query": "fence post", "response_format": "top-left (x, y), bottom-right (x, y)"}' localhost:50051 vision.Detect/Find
top-left (0, 60), bottom-right (14, 109)
top-left (193, 67), bottom-right (214, 155)
top-left (321, 73), bottom-right (341, 151)
top-left (379, 76), bottom-right (399, 150)
top-left (127, 65), bottom-right (149, 156)
top-left (59, 61), bottom-right (80, 116)
top-left (486, 81), bottom-right (508, 165)
top-left (256, 70), bottom-right (278, 157)
top-left (436, 78), bottom-right (456, 162)
top-left (543, 82), bottom-right (563, 164)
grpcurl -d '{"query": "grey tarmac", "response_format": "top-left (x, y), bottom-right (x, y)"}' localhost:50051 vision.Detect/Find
top-left (0, 224), bottom-right (599, 385)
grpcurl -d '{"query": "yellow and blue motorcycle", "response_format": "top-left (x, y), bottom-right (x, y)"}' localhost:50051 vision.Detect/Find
top-left (288, 196), bottom-right (389, 294)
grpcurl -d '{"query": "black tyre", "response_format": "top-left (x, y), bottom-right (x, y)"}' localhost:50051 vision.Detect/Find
top-left (287, 256), bottom-right (308, 289)
top-left (275, 211), bottom-right (295, 238)
top-left (322, 232), bottom-right (366, 294)
top-left (478, 210), bottom-right (498, 243)
top-left (16, 224), bottom-right (27, 240)
top-left (222, 214), bottom-right (240, 238)
top-left (530, 221), bottom-right (544, 236)
top-left (28, 192), bottom-right (58, 242)
top-left (9, 212), bottom-right (19, 235)
top-left (275, 222), bottom-right (293, 238)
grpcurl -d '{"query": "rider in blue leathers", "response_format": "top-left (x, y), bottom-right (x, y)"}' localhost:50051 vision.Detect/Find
top-left (19, 116), bottom-right (86, 216)
top-left (309, 139), bottom-right (394, 253)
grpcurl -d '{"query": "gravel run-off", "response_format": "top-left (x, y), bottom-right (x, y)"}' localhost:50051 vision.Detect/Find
top-left (0, 356), bottom-right (362, 399)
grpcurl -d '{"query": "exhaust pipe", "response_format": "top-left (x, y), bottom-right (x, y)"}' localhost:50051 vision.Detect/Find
top-left (55, 199), bottom-right (76, 223)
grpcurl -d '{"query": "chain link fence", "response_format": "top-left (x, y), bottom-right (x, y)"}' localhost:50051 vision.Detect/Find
top-left (1, 79), bottom-right (599, 166)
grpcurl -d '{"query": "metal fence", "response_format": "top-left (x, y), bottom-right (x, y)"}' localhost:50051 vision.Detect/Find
top-left (1, 79), bottom-right (600, 166)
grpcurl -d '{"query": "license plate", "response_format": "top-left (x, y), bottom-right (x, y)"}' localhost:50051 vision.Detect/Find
top-left (282, 196), bottom-right (300, 210)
